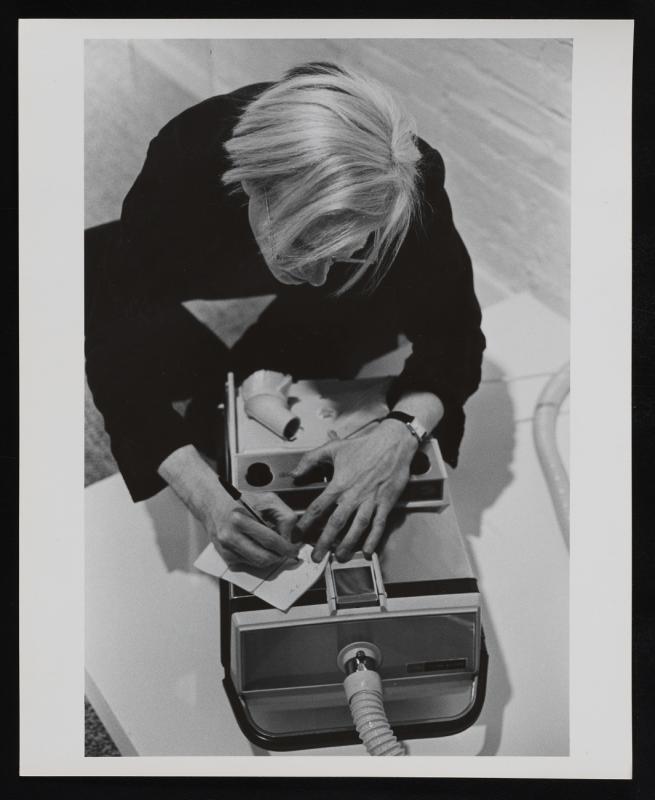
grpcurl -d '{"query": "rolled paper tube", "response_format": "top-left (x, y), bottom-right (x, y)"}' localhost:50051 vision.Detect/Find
top-left (244, 393), bottom-right (301, 440)
top-left (241, 370), bottom-right (293, 403)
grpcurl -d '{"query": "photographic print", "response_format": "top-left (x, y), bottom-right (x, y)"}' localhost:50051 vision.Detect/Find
top-left (83, 35), bottom-right (571, 758)
top-left (19, 18), bottom-right (632, 779)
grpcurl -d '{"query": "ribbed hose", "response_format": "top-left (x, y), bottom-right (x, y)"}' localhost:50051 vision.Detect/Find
top-left (533, 362), bottom-right (570, 543)
top-left (344, 670), bottom-right (406, 756)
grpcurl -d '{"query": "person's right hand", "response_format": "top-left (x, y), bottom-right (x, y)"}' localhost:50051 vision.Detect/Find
top-left (158, 445), bottom-right (301, 572)
top-left (204, 490), bottom-right (301, 570)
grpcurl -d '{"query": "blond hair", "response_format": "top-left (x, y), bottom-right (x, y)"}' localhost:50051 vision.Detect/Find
top-left (222, 62), bottom-right (422, 293)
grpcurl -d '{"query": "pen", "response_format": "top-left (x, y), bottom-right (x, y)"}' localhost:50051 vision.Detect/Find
top-left (218, 475), bottom-right (269, 526)
top-left (218, 475), bottom-right (302, 563)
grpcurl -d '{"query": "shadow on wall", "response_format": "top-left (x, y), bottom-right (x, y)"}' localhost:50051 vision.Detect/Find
top-left (452, 357), bottom-right (516, 756)
top-left (139, 489), bottom-right (269, 756)
top-left (144, 489), bottom-right (210, 574)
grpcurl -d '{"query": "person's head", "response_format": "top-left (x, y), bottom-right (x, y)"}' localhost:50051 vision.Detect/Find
top-left (222, 62), bottom-right (422, 293)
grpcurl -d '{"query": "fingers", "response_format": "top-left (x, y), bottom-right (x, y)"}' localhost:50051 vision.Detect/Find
top-left (219, 536), bottom-right (278, 570)
top-left (335, 497), bottom-right (376, 562)
top-left (310, 469), bottom-right (406, 561)
top-left (276, 513), bottom-right (299, 543)
top-left (311, 490), bottom-right (360, 562)
top-left (251, 492), bottom-right (299, 542)
top-left (362, 499), bottom-right (394, 557)
top-left (295, 481), bottom-right (339, 533)
top-left (359, 471), bottom-right (407, 557)
top-left (215, 508), bottom-right (298, 569)
top-left (235, 510), bottom-right (299, 557)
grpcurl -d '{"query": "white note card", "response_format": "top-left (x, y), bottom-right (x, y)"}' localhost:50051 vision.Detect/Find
top-left (193, 543), bottom-right (329, 612)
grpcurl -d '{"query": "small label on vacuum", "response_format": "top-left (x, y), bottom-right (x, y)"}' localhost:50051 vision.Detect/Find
top-left (406, 658), bottom-right (467, 673)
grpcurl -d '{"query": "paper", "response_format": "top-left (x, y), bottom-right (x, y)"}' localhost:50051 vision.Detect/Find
top-left (194, 542), bottom-right (329, 612)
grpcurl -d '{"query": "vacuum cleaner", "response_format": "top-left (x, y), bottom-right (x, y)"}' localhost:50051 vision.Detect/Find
top-left (218, 372), bottom-right (488, 753)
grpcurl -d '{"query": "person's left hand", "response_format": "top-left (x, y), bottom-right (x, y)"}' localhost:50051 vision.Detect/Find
top-left (291, 421), bottom-right (420, 562)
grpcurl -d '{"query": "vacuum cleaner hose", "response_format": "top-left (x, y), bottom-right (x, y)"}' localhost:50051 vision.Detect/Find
top-left (342, 649), bottom-right (405, 756)
top-left (533, 362), bottom-right (570, 542)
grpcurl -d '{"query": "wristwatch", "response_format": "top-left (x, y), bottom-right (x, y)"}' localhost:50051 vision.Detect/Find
top-left (384, 411), bottom-right (429, 446)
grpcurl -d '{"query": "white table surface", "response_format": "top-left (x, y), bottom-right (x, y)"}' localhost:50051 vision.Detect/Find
top-left (85, 291), bottom-right (570, 756)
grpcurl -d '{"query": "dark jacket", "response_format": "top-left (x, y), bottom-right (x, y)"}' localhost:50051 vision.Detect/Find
top-left (85, 82), bottom-right (486, 502)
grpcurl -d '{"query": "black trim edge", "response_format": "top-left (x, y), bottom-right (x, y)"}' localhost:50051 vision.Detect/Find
top-left (385, 578), bottom-right (479, 598)
top-left (228, 587), bottom-right (328, 613)
top-left (224, 577), bottom-right (478, 615)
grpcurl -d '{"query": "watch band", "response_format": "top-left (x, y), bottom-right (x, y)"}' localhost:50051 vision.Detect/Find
top-left (384, 411), bottom-right (429, 445)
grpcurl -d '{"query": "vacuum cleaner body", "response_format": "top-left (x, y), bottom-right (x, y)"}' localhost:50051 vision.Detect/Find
top-left (220, 374), bottom-right (487, 751)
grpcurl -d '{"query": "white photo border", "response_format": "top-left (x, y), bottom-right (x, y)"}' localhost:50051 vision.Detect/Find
top-left (19, 18), bottom-right (633, 778)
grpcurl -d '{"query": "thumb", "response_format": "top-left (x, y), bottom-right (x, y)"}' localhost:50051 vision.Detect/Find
top-left (252, 492), bottom-right (300, 543)
top-left (261, 506), bottom-right (300, 546)
top-left (278, 512), bottom-right (301, 544)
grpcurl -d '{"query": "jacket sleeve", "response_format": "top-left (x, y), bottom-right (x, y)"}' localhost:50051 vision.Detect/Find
top-left (85, 124), bottom-right (229, 502)
top-left (386, 147), bottom-right (486, 465)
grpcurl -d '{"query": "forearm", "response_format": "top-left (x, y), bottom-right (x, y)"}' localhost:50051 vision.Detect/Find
top-left (391, 390), bottom-right (445, 434)
top-left (157, 444), bottom-right (233, 525)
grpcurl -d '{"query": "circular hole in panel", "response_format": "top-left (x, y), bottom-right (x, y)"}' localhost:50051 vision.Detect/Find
top-left (283, 417), bottom-right (301, 439)
top-left (409, 451), bottom-right (431, 476)
top-left (245, 462), bottom-right (274, 487)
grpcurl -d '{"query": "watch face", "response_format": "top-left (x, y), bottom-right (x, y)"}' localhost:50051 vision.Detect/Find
top-left (408, 424), bottom-right (424, 441)
top-left (408, 420), bottom-right (428, 443)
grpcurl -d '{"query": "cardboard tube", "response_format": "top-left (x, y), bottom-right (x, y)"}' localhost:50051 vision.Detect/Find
top-left (244, 394), bottom-right (301, 440)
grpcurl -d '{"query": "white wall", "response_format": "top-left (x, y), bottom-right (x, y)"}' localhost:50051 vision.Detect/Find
top-left (85, 38), bottom-right (571, 316)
